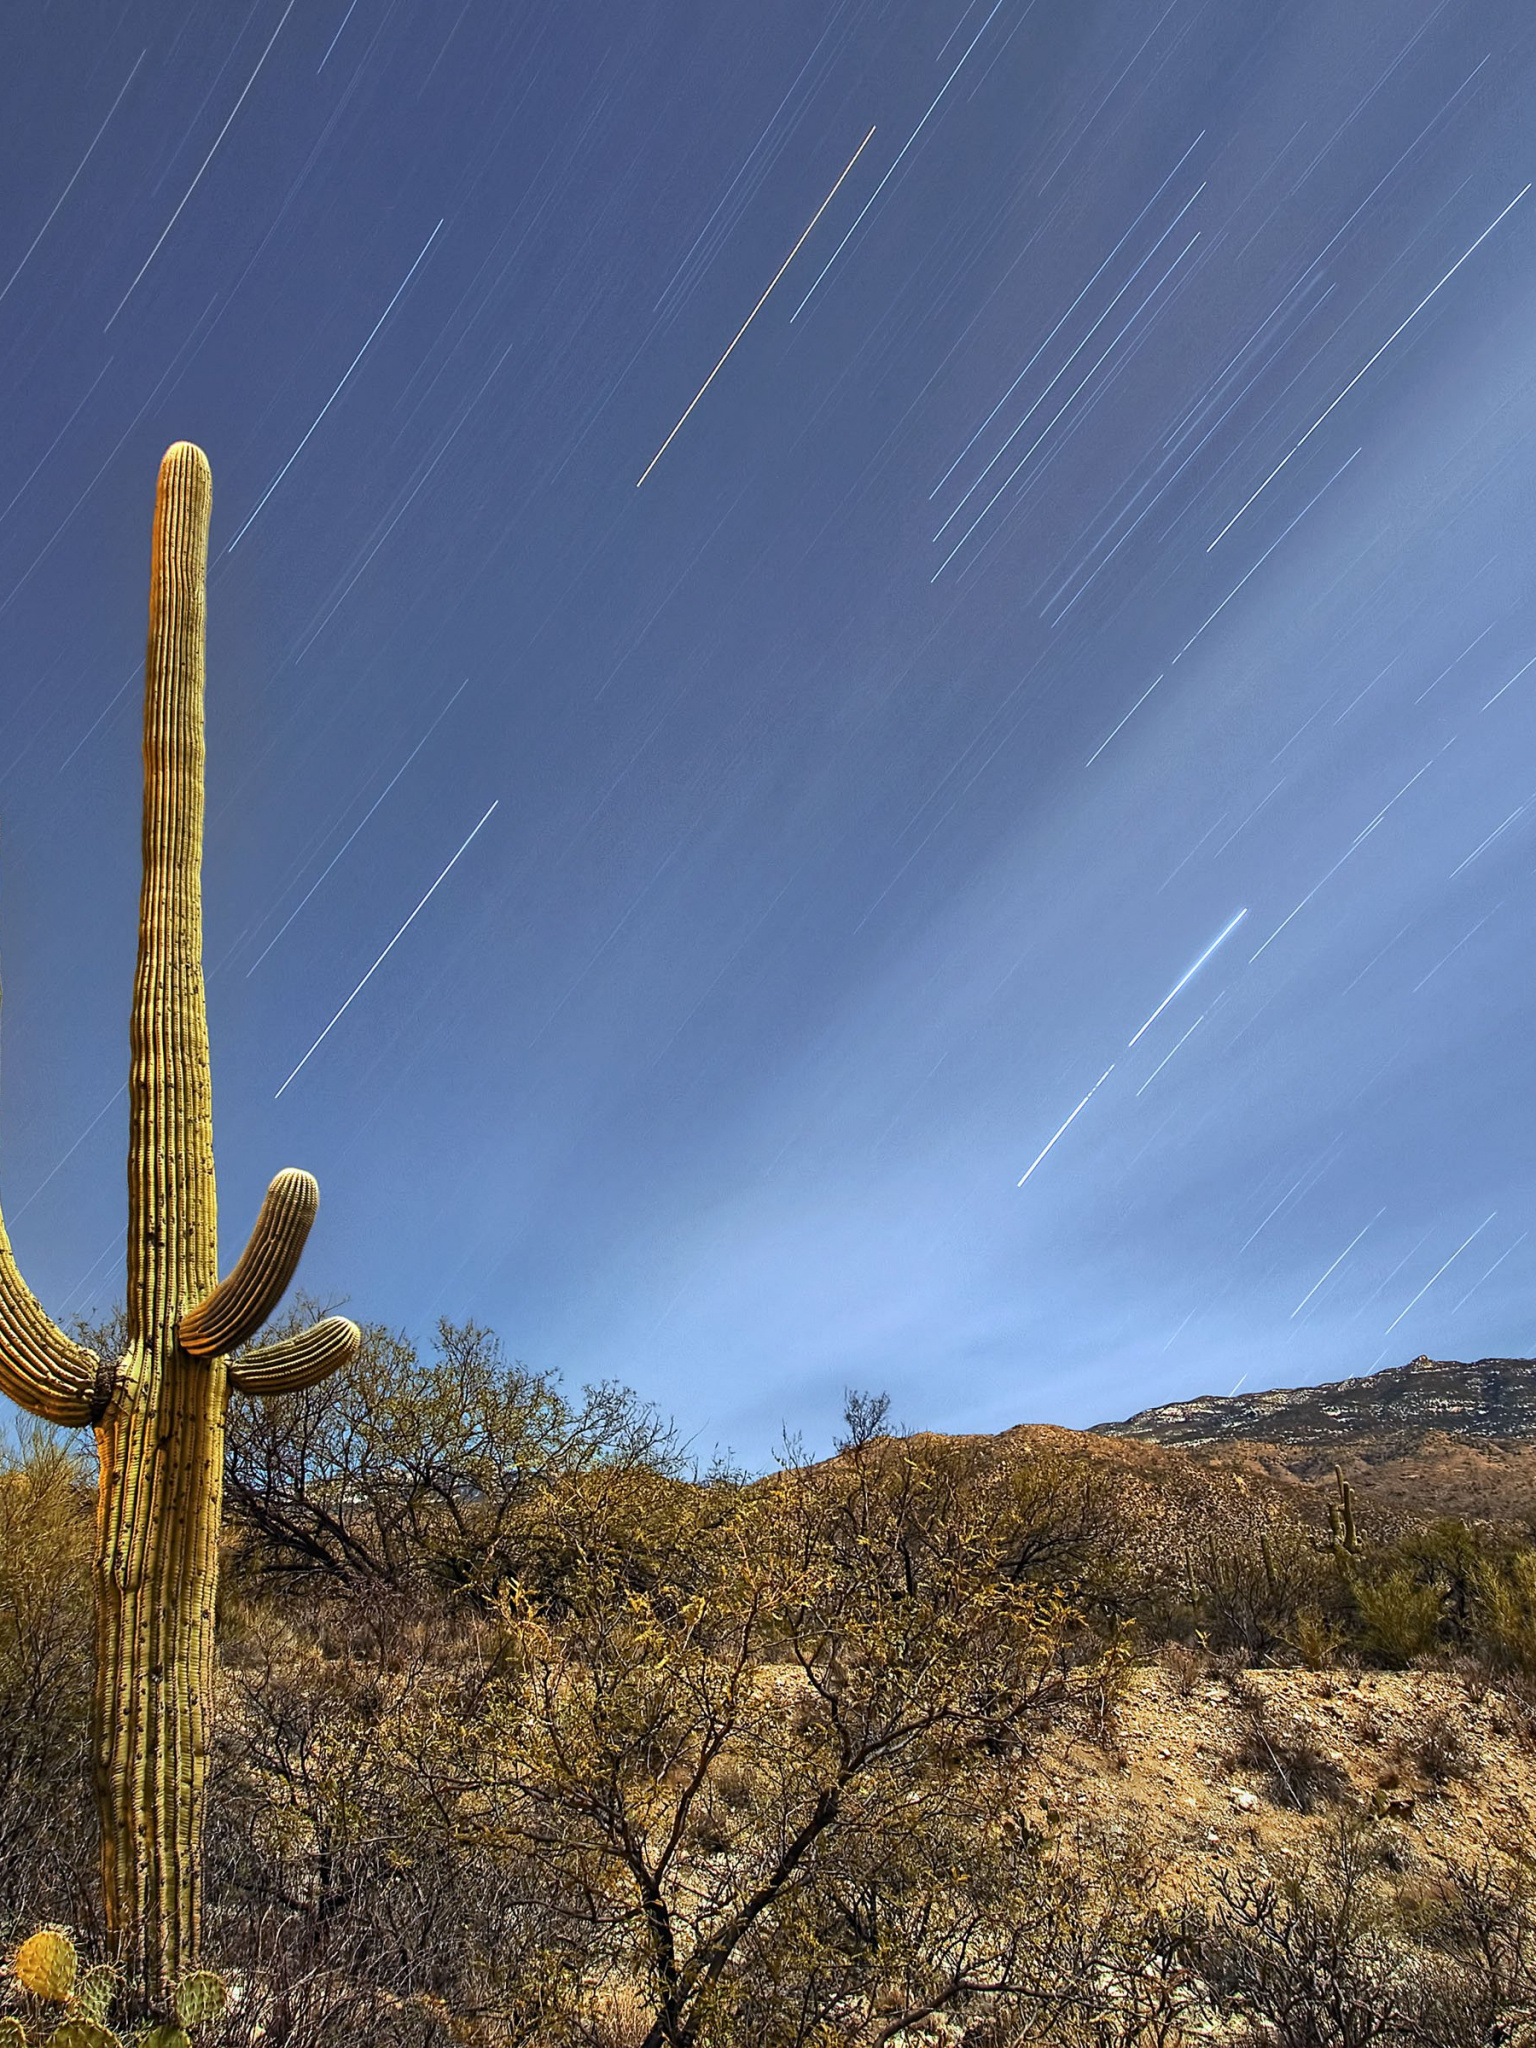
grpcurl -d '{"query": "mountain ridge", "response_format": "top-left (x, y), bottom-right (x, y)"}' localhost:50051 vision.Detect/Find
top-left (1095, 1352), bottom-right (1536, 1450)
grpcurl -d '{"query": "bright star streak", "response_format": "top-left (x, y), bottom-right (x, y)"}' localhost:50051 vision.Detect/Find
top-left (229, 221), bottom-right (444, 548)
top-left (1016, 1065), bottom-right (1116, 1187)
top-left (930, 134), bottom-right (1205, 502)
top-left (1451, 1232), bottom-right (1527, 1313)
top-left (1128, 909), bottom-right (1247, 1048)
top-left (0, 50), bottom-right (144, 307)
top-left (1482, 651), bottom-right (1536, 711)
top-left (1135, 1006), bottom-right (1208, 1095)
top-left (791, 0), bottom-right (1005, 321)
top-left (1086, 672), bottom-right (1162, 766)
top-left (933, 231), bottom-right (1201, 577)
top-left (1250, 752), bottom-right (1439, 961)
top-left (318, 0), bottom-right (360, 71)
top-left (106, 0), bottom-right (300, 329)
top-left (1411, 908), bottom-right (1499, 993)
top-left (1383, 1213), bottom-right (1497, 1336)
top-left (248, 678), bottom-right (470, 973)
top-left (1207, 183), bottom-right (1530, 549)
top-left (1172, 448), bottom-right (1360, 664)
top-left (636, 127), bottom-right (876, 486)
top-left (1450, 807), bottom-right (1526, 879)
top-left (275, 799), bottom-right (498, 1098)
top-left (1290, 1209), bottom-right (1386, 1317)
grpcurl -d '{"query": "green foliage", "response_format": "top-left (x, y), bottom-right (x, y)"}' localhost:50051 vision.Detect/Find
top-left (1351, 1566), bottom-right (1447, 1664)
top-left (1475, 1545), bottom-right (1536, 1674)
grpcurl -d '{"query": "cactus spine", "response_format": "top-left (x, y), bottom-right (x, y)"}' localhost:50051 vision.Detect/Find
top-left (0, 445), bottom-right (362, 1997)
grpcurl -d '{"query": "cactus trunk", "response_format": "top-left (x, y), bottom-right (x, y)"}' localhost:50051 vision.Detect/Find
top-left (0, 443), bottom-right (364, 2012)
top-left (93, 443), bottom-right (223, 1989)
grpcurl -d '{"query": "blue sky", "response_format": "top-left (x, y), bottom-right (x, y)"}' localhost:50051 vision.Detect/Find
top-left (3, 0), bottom-right (1536, 1463)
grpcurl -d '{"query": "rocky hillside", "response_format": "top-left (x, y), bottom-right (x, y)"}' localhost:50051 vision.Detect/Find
top-left (1099, 1353), bottom-right (1536, 1448)
top-left (1095, 1353), bottom-right (1536, 1526)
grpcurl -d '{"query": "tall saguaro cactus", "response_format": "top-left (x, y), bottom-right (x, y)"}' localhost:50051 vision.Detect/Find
top-left (0, 443), bottom-right (361, 1996)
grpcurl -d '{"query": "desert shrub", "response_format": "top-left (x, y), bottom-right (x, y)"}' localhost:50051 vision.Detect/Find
top-left (1293, 1605), bottom-right (1346, 1671)
top-left (0, 1431), bottom-right (97, 1926)
top-left (1158, 1637), bottom-right (1205, 1697)
top-left (222, 1307), bottom-right (678, 1603)
top-left (1350, 1568), bottom-right (1445, 1666)
top-left (1475, 1545), bottom-right (1536, 1677)
top-left (1229, 1721), bottom-right (1353, 1814)
top-left (1168, 1514), bottom-right (1339, 1662)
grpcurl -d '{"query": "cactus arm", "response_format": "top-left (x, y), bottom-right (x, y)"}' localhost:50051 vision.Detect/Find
top-left (229, 1314), bottom-right (361, 1395)
top-left (0, 1219), bottom-right (98, 1424)
top-left (178, 1168), bottom-right (319, 1356)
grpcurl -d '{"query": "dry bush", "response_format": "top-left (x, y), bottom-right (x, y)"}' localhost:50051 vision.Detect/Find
top-left (0, 1430), bottom-right (97, 1928)
top-left (1175, 1816), bottom-right (1536, 2048)
top-left (1292, 1604), bottom-right (1346, 1671)
top-left (1158, 1637), bottom-right (1205, 1698)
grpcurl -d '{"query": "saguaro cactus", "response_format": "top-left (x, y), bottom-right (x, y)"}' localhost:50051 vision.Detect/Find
top-left (0, 444), bottom-right (361, 1996)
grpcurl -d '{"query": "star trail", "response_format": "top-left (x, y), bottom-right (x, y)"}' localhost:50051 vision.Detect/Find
top-left (3, 0), bottom-right (1536, 1461)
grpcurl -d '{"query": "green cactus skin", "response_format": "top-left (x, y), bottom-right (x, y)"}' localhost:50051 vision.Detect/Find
top-left (0, 446), bottom-right (363, 1996)
top-left (15, 1932), bottom-right (77, 2004)
top-left (46, 2023), bottom-right (121, 2048)
top-left (169, 1976), bottom-right (223, 2030)
top-left (0, 2018), bottom-right (26, 2048)
top-left (134, 2031), bottom-right (191, 2048)
top-left (72, 1969), bottom-right (119, 2028)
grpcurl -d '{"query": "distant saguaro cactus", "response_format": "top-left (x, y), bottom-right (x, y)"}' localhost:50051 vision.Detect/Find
top-left (0, 445), bottom-right (361, 1998)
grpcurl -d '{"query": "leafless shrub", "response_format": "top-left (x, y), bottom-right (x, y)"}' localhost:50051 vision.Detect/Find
top-left (1158, 1638), bottom-right (1204, 1697)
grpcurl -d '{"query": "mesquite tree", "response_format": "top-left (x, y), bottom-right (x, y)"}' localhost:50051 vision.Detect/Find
top-left (0, 443), bottom-right (361, 1995)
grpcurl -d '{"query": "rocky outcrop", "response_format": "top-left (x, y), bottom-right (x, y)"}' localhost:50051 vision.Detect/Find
top-left (1097, 1354), bottom-right (1536, 1450)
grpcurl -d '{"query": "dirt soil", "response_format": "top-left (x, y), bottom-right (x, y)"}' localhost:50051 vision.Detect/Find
top-left (1031, 1660), bottom-right (1532, 1897)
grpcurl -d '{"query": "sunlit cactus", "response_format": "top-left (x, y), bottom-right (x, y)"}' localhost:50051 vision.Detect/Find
top-left (0, 2018), bottom-right (24, 2048)
top-left (0, 445), bottom-right (363, 1997)
top-left (13, 1934), bottom-right (76, 2006)
top-left (1331, 1464), bottom-right (1359, 1555)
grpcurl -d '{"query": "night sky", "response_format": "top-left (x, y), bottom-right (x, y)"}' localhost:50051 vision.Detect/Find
top-left (3, 1), bottom-right (1535, 1464)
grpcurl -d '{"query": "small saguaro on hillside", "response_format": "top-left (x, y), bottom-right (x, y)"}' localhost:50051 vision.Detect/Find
top-left (0, 443), bottom-right (362, 2005)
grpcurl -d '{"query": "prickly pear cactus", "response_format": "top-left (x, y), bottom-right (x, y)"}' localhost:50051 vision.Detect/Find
top-left (170, 1977), bottom-right (223, 2032)
top-left (0, 2017), bottom-right (27, 2048)
top-left (70, 1976), bottom-right (117, 2032)
top-left (14, 1933), bottom-right (76, 2005)
top-left (134, 2030), bottom-right (191, 2048)
top-left (45, 2023), bottom-right (121, 2048)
